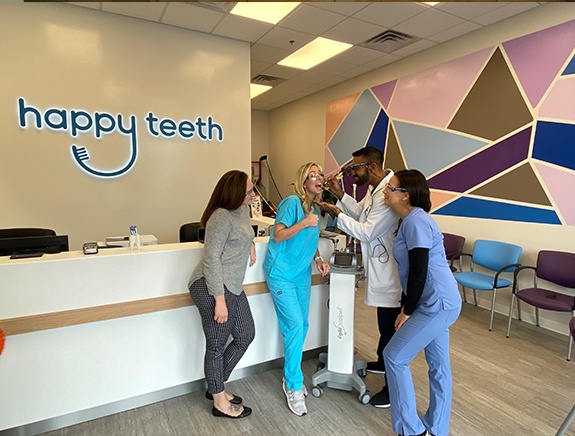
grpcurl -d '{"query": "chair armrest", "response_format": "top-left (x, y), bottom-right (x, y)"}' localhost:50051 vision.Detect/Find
top-left (512, 265), bottom-right (537, 293)
top-left (452, 252), bottom-right (472, 271)
top-left (493, 263), bottom-right (522, 288)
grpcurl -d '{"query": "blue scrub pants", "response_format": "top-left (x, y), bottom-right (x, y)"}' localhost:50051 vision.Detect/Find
top-left (383, 307), bottom-right (460, 436)
top-left (267, 271), bottom-right (311, 391)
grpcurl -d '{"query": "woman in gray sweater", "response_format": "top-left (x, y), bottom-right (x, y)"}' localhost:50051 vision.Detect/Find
top-left (188, 170), bottom-right (257, 419)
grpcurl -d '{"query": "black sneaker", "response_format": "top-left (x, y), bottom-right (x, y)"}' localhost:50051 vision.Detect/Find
top-left (366, 361), bottom-right (386, 374)
top-left (369, 386), bottom-right (390, 408)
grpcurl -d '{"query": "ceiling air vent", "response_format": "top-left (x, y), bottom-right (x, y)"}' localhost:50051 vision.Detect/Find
top-left (359, 30), bottom-right (420, 54)
top-left (184, 2), bottom-right (237, 13)
top-left (251, 75), bottom-right (285, 87)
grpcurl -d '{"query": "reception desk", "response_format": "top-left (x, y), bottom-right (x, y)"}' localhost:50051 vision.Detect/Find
top-left (0, 237), bottom-right (336, 434)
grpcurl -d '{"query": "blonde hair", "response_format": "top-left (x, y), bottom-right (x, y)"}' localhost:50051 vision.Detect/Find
top-left (294, 162), bottom-right (323, 213)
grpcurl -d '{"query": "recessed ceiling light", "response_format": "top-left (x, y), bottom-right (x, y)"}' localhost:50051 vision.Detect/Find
top-left (421, 2), bottom-right (441, 6)
top-left (250, 83), bottom-right (272, 99)
top-left (277, 37), bottom-right (353, 70)
top-left (230, 2), bottom-right (300, 25)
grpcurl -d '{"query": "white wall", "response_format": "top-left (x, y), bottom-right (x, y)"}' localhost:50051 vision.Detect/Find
top-left (0, 3), bottom-right (251, 250)
top-left (262, 2), bottom-right (575, 335)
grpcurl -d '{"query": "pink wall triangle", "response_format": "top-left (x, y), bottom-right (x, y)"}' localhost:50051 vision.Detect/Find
top-left (371, 80), bottom-right (396, 110)
top-left (534, 162), bottom-right (575, 225)
top-left (503, 19), bottom-right (575, 108)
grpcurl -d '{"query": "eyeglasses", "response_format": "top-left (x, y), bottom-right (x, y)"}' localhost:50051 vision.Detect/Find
top-left (344, 162), bottom-right (371, 176)
top-left (246, 187), bottom-right (255, 196)
top-left (385, 183), bottom-right (407, 193)
top-left (307, 172), bottom-right (325, 180)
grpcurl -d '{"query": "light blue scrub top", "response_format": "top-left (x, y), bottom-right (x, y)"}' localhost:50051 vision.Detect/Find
top-left (263, 195), bottom-right (321, 281)
top-left (393, 207), bottom-right (461, 314)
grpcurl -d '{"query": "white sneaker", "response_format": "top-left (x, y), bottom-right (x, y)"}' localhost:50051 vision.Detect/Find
top-left (282, 378), bottom-right (307, 416)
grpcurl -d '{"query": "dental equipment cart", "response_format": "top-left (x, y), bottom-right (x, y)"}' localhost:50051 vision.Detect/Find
top-left (310, 252), bottom-right (370, 404)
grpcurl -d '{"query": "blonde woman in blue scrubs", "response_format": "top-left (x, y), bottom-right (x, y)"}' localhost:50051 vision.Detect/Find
top-left (383, 169), bottom-right (461, 436)
top-left (263, 162), bottom-right (330, 417)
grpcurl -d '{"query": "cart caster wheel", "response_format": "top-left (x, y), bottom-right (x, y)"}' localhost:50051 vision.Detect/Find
top-left (316, 361), bottom-right (326, 371)
top-left (359, 392), bottom-right (370, 404)
top-left (357, 368), bottom-right (367, 377)
top-left (312, 386), bottom-right (323, 398)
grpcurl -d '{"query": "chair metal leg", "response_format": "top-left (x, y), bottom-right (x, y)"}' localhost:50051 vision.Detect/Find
top-left (489, 289), bottom-right (497, 331)
top-left (555, 403), bottom-right (575, 436)
top-left (517, 299), bottom-right (522, 321)
top-left (473, 289), bottom-right (478, 306)
top-left (536, 307), bottom-right (540, 327)
top-left (506, 294), bottom-right (516, 338)
top-left (568, 310), bottom-right (575, 362)
top-left (461, 285), bottom-right (467, 303)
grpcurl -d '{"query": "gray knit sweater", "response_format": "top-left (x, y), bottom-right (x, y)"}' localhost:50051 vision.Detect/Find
top-left (188, 206), bottom-right (254, 296)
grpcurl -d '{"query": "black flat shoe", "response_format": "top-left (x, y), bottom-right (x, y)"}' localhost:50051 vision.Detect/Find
top-left (212, 405), bottom-right (252, 419)
top-left (205, 390), bottom-right (243, 405)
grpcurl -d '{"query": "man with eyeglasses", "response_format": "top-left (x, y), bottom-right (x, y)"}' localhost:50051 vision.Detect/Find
top-left (317, 146), bottom-right (402, 409)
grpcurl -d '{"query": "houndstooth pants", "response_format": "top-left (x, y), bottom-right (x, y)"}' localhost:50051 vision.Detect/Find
top-left (189, 277), bottom-right (255, 395)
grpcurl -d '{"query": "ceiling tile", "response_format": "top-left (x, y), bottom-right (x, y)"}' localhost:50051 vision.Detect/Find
top-left (68, 2), bottom-right (99, 11)
top-left (471, 3), bottom-right (540, 27)
top-left (250, 60), bottom-right (274, 77)
top-left (161, 3), bottom-right (224, 33)
top-left (391, 38), bottom-right (437, 58)
top-left (332, 45), bottom-right (387, 66)
top-left (352, 3), bottom-right (427, 28)
top-left (436, 2), bottom-right (507, 20)
top-left (428, 21), bottom-right (483, 44)
top-left (250, 43), bottom-right (291, 64)
top-left (312, 58), bottom-right (361, 76)
top-left (212, 14), bottom-right (273, 43)
top-left (338, 64), bottom-right (373, 79)
top-left (256, 26), bottom-right (316, 51)
top-left (362, 53), bottom-right (402, 70)
top-left (102, 2), bottom-right (165, 22)
top-left (310, 2), bottom-right (371, 17)
top-left (394, 8), bottom-right (466, 39)
top-left (322, 17), bottom-right (389, 45)
top-left (278, 3), bottom-right (347, 35)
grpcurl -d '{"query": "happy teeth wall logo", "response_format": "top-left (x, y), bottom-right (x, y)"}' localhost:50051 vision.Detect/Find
top-left (17, 98), bottom-right (224, 178)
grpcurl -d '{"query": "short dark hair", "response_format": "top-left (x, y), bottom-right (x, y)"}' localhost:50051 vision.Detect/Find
top-left (352, 146), bottom-right (383, 167)
top-left (200, 170), bottom-right (248, 227)
top-left (395, 169), bottom-right (431, 213)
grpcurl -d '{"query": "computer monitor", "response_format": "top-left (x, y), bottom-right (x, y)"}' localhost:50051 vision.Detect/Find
top-left (0, 235), bottom-right (69, 257)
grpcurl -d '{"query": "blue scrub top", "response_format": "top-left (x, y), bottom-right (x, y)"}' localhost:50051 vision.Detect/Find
top-left (394, 207), bottom-right (461, 313)
top-left (264, 195), bottom-right (320, 281)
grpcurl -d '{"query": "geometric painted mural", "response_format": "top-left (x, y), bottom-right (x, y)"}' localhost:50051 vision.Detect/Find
top-left (325, 19), bottom-right (575, 226)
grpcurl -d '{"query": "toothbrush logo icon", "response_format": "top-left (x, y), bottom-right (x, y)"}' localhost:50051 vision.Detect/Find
top-left (71, 136), bottom-right (138, 178)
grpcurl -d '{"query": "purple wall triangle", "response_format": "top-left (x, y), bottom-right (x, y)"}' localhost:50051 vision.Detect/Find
top-left (428, 127), bottom-right (531, 192)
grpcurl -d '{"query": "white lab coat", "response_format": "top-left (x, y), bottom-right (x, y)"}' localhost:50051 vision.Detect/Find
top-left (336, 172), bottom-right (402, 308)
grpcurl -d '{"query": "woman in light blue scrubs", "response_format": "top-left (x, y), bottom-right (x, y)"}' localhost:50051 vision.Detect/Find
top-left (263, 162), bottom-right (330, 417)
top-left (382, 169), bottom-right (462, 436)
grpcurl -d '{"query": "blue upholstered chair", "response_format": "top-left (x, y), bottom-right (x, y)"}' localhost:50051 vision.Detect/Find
top-left (506, 250), bottom-right (575, 361)
top-left (454, 239), bottom-right (522, 331)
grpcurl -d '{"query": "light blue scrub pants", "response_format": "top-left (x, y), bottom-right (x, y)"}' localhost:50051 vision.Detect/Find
top-left (383, 307), bottom-right (461, 436)
top-left (267, 271), bottom-right (311, 391)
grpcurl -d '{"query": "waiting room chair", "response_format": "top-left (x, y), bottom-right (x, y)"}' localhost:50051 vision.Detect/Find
top-left (0, 228), bottom-right (56, 238)
top-left (454, 239), bottom-right (522, 331)
top-left (555, 317), bottom-right (575, 436)
top-left (179, 222), bottom-right (202, 243)
top-left (443, 232), bottom-right (467, 301)
top-left (506, 250), bottom-right (575, 361)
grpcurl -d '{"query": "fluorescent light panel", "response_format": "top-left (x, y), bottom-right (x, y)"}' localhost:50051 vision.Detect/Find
top-left (250, 83), bottom-right (272, 99)
top-left (230, 2), bottom-right (300, 25)
top-left (278, 37), bottom-right (352, 70)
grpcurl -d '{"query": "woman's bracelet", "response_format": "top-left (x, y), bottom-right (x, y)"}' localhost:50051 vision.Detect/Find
top-left (314, 255), bottom-right (324, 263)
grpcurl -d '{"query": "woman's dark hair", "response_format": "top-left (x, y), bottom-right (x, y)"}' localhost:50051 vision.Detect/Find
top-left (395, 169), bottom-right (431, 213)
top-left (200, 170), bottom-right (248, 228)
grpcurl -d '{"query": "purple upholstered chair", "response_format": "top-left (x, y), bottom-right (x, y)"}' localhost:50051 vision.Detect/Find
top-left (506, 250), bottom-right (575, 361)
top-left (555, 317), bottom-right (575, 436)
top-left (442, 232), bottom-right (466, 273)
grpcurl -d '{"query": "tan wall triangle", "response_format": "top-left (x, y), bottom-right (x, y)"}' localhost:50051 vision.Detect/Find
top-left (471, 162), bottom-right (552, 206)
top-left (385, 123), bottom-right (406, 172)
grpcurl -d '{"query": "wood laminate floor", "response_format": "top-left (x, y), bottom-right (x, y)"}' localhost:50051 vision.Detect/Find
top-left (42, 286), bottom-right (575, 436)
